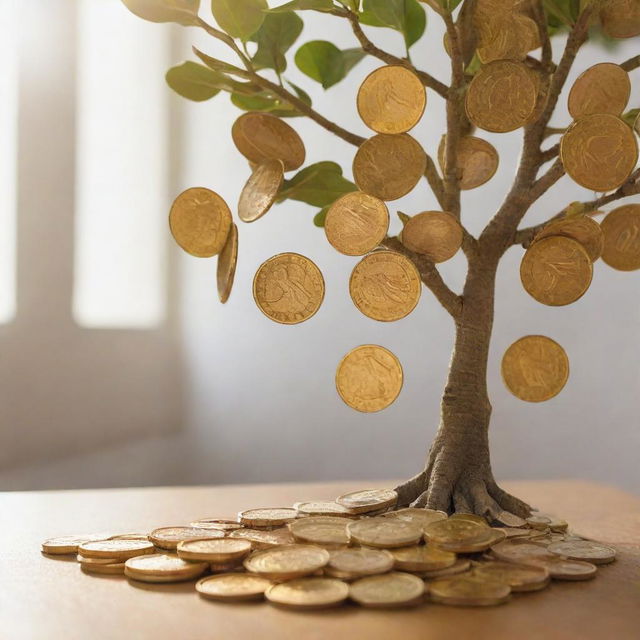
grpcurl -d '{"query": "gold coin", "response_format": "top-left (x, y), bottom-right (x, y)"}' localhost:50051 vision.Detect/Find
top-left (324, 191), bottom-right (389, 256)
top-left (520, 236), bottom-right (593, 306)
top-left (534, 215), bottom-right (604, 262)
top-left (381, 507), bottom-right (447, 528)
top-left (437, 135), bottom-right (499, 190)
top-left (41, 533), bottom-right (113, 555)
top-left (353, 134), bottom-right (427, 201)
top-left (472, 561), bottom-right (550, 592)
top-left (231, 112), bottom-right (305, 171)
top-left (476, 13), bottom-right (540, 63)
top-left (449, 513), bottom-right (489, 527)
top-left (177, 538), bottom-right (252, 563)
top-left (335, 345), bottom-right (404, 413)
top-left (253, 252), bottom-right (325, 324)
top-left (349, 251), bottom-right (421, 322)
top-left (547, 540), bottom-right (616, 565)
top-left (327, 548), bottom-right (394, 579)
top-left (77, 539), bottom-right (155, 560)
top-left (436, 529), bottom-right (503, 554)
top-left (108, 533), bottom-right (150, 541)
top-left (356, 65), bottom-right (426, 135)
top-left (429, 576), bottom-right (511, 606)
top-left (196, 573), bottom-right (273, 601)
top-left (265, 577), bottom-right (349, 609)
top-left (124, 553), bottom-right (208, 583)
top-left (420, 557), bottom-right (471, 579)
top-left (217, 222), bottom-right (238, 303)
top-left (402, 211), bottom-right (463, 262)
top-left (293, 501), bottom-right (357, 518)
top-left (600, 0), bottom-right (640, 38)
top-left (347, 518), bottom-right (423, 548)
top-left (237, 159), bottom-right (284, 223)
top-left (424, 519), bottom-right (487, 545)
top-left (228, 527), bottom-right (296, 549)
top-left (336, 488), bottom-right (398, 514)
top-left (391, 546), bottom-right (456, 572)
top-left (349, 572), bottom-right (425, 607)
top-left (243, 544), bottom-right (330, 580)
top-left (238, 507), bottom-right (299, 528)
top-left (601, 204), bottom-right (640, 271)
top-left (490, 539), bottom-right (557, 564)
top-left (526, 515), bottom-right (552, 530)
top-left (289, 517), bottom-right (351, 547)
top-left (80, 560), bottom-right (126, 575)
top-left (561, 113), bottom-right (638, 192)
top-left (465, 60), bottom-right (538, 133)
top-left (493, 511), bottom-right (528, 528)
top-left (190, 518), bottom-right (244, 531)
top-left (148, 526), bottom-right (224, 551)
top-left (501, 335), bottom-right (569, 403)
top-left (568, 63), bottom-right (630, 120)
top-left (169, 187), bottom-right (232, 258)
top-left (527, 557), bottom-right (597, 580)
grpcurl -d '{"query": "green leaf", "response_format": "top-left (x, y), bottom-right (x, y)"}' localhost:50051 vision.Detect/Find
top-left (192, 46), bottom-right (248, 76)
top-left (286, 81), bottom-right (313, 106)
top-left (268, 0), bottom-right (334, 12)
top-left (402, 0), bottom-right (426, 47)
top-left (622, 108), bottom-right (640, 129)
top-left (211, 0), bottom-right (267, 40)
top-left (342, 48), bottom-right (367, 74)
top-left (166, 62), bottom-right (221, 101)
top-left (120, 0), bottom-right (200, 25)
top-left (397, 211), bottom-right (411, 226)
top-left (250, 12), bottom-right (304, 73)
top-left (313, 205), bottom-right (331, 227)
top-left (278, 161), bottom-right (356, 206)
top-left (230, 91), bottom-right (305, 117)
top-left (294, 41), bottom-right (366, 88)
top-left (543, 0), bottom-right (576, 25)
top-left (359, 0), bottom-right (426, 48)
top-left (337, 0), bottom-right (360, 9)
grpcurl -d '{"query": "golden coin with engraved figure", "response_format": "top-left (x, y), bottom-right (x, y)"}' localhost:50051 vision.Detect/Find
top-left (476, 12), bottom-right (540, 63)
top-left (265, 577), bottom-right (349, 609)
top-left (465, 60), bottom-right (538, 133)
top-left (357, 65), bottom-right (426, 135)
top-left (253, 253), bottom-right (325, 324)
top-left (534, 215), bottom-right (603, 262)
top-left (169, 187), bottom-right (232, 258)
top-left (336, 345), bottom-right (403, 413)
top-left (231, 112), bottom-right (305, 171)
top-left (324, 191), bottom-right (389, 256)
top-left (349, 251), bottom-right (421, 322)
top-left (401, 211), bottom-right (463, 263)
top-left (438, 135), bottom-right (499, 191)
top-left (349, 572), bottom-right (425, 608)
top-left (600, 0), bottom-right (640, 38)
top-left (568, 63), bottom-right (630, 119)
top-left (600, 204), bottom-right (640, 271)
top-left (520, 236), bottom-right (593, 306)
top-left (238, 159), bottom-right (284, 223)
top-left (501, 335), bottom-right (569, 403)
top-left (353, 134), bottom-right (427, 201)
top-left (561, 114), bottom-right (638, 192)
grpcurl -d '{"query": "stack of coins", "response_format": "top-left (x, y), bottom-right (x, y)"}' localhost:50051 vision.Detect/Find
top-left (42, 484), bottom-right (616, 609)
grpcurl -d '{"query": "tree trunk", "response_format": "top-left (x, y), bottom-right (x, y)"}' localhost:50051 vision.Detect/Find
top-left (394, 244), bottom-right (532, 519)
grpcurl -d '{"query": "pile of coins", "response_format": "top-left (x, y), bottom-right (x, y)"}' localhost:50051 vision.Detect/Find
top-left (42, 487), bottom-right (617, 609)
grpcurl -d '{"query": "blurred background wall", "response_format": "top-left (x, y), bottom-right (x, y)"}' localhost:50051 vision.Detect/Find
top-left (0, 0), bottom-right (638, 493)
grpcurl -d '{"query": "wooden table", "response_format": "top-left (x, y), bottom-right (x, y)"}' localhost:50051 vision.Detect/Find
top-left (2, 480), bottom-right (639, 640)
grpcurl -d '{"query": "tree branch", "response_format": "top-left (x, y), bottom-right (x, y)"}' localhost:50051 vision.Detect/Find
top-left (539, 143), bottom-right (560, 165)
top-left (382, 236), bottom-right (463, 318)
top-left (424, 154), bottom-right (446, 208)
top-left (335, 9), bottom-right (450, 99)
top-left (621, 54), bottom-right (640, 72)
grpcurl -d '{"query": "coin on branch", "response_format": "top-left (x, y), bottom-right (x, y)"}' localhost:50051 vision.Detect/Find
top-left (501, 335), bottom-right (569, 403)
top-left (243, 544), bottom-right (330, 580)
top-left (401, 211), bottom-right (463, 263)
top-left (288, 517), bottom-right (351, 547)
top-left (475, 10), bottom-right (540, 64)
top-left (533, 215), bottom-right (604, 262)
top-left (353, 134), bottom-right (427, 201)
top-left (324, 191), bottom-right (389, 256)
top-left (169, 187), bottom-right (232, 258)
top-left (336, 488), bottom-right (398, 514)
top-left (326, 548), bottom-right (394, 580)
top-left (520, 236), bottom-right (593, 306)
top-left (429, 576), bottom-right (511, 606)
top-left (347, 517), bottom-right (423, 548)
top-left (231, 112), bottom-right (305, 171)
top-left (561, 113), bottom-right (638, 192)
top-left (237, 159), bottom-right (284, 223)
top-left (438, 135), bottom-right (499, 190)
top-left (265, 577), bottom-right (349, 610)
top-left (599, 0), bottom-right (640, 38)
top-left (335, 345), bottom-right (404, 413)
top-left (568, 63), bottom-right (630, 120)
top-left (217, 222), bottom-right (238, 303)
top-left (253, 253), bottom-right (325, 324)
top-left (349, 572), bottom-right (425, 608)
top-left (349, 251), bottom-right (421, 322)
top-left (356, 65), bottom-right (426, 135)
top-left (465, 60), bottom-right (538, 133)
top-left (600, 204), bottom-right (640, 271)
top-left (124, 553), bottom-right (208, 583)
top-left (149, 526), bottom-right (224, 551)
top-left (196, 573), bottom-right (274, 602)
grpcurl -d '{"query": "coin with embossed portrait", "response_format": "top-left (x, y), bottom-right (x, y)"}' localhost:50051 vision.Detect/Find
top-left (501, 335), bottom-right (569, 403)
top-left (600, 204), bottom-right (640, 271)
top-left (568, 63), bottom-right (630, 119)
top-left (357, 65), bottom-right (426, 135)
top-left (253, 253), bottom-right (325, 324)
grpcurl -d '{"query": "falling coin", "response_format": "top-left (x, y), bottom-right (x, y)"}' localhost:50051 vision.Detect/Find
top-left (600, 204), bottom-right (640, 271)
top-left (266, 577), bottom-right (349, 609)
top-left (568, 63), bottom-right (630, 119)
top-left (438, 135), bottom-right (499, 190)
top-left (501, 335), bottom-right (569, 403)
top-left (237, 159), bottom-right (284, 223)
top-left (356, 65), bottom-right (426, 135)
top-left (349, 251), bottom-right (421, 322)
top-left (335, 345), bottom-right (404, 413)
top-left (196, 573), bottom-right (273, 601)
top-left (353, 134), bottom-right (427, 201)
top-left (349, 572), bottom-right (425, 608)
top-left (401, 211), bottom-right (463, 263)
top-left (169, 187), bottom-right (232, 258)
top-left (533, 215), bottom-right (603, 262)
top-left (217, 222), bottom-right (238, 303)
top-left (253, 253), bottom-right (325, 324)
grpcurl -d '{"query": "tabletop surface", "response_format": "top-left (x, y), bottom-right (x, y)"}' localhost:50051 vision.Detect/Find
top-left (2, 479), bottom-right (640, 640)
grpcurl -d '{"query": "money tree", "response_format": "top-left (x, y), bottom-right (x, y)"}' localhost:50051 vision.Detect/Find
top-left (121, 0), bottom-right (640, 519)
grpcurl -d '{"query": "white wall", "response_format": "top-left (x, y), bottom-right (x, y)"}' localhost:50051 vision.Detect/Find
top-left (177, 12), bottom-right (640, 492)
